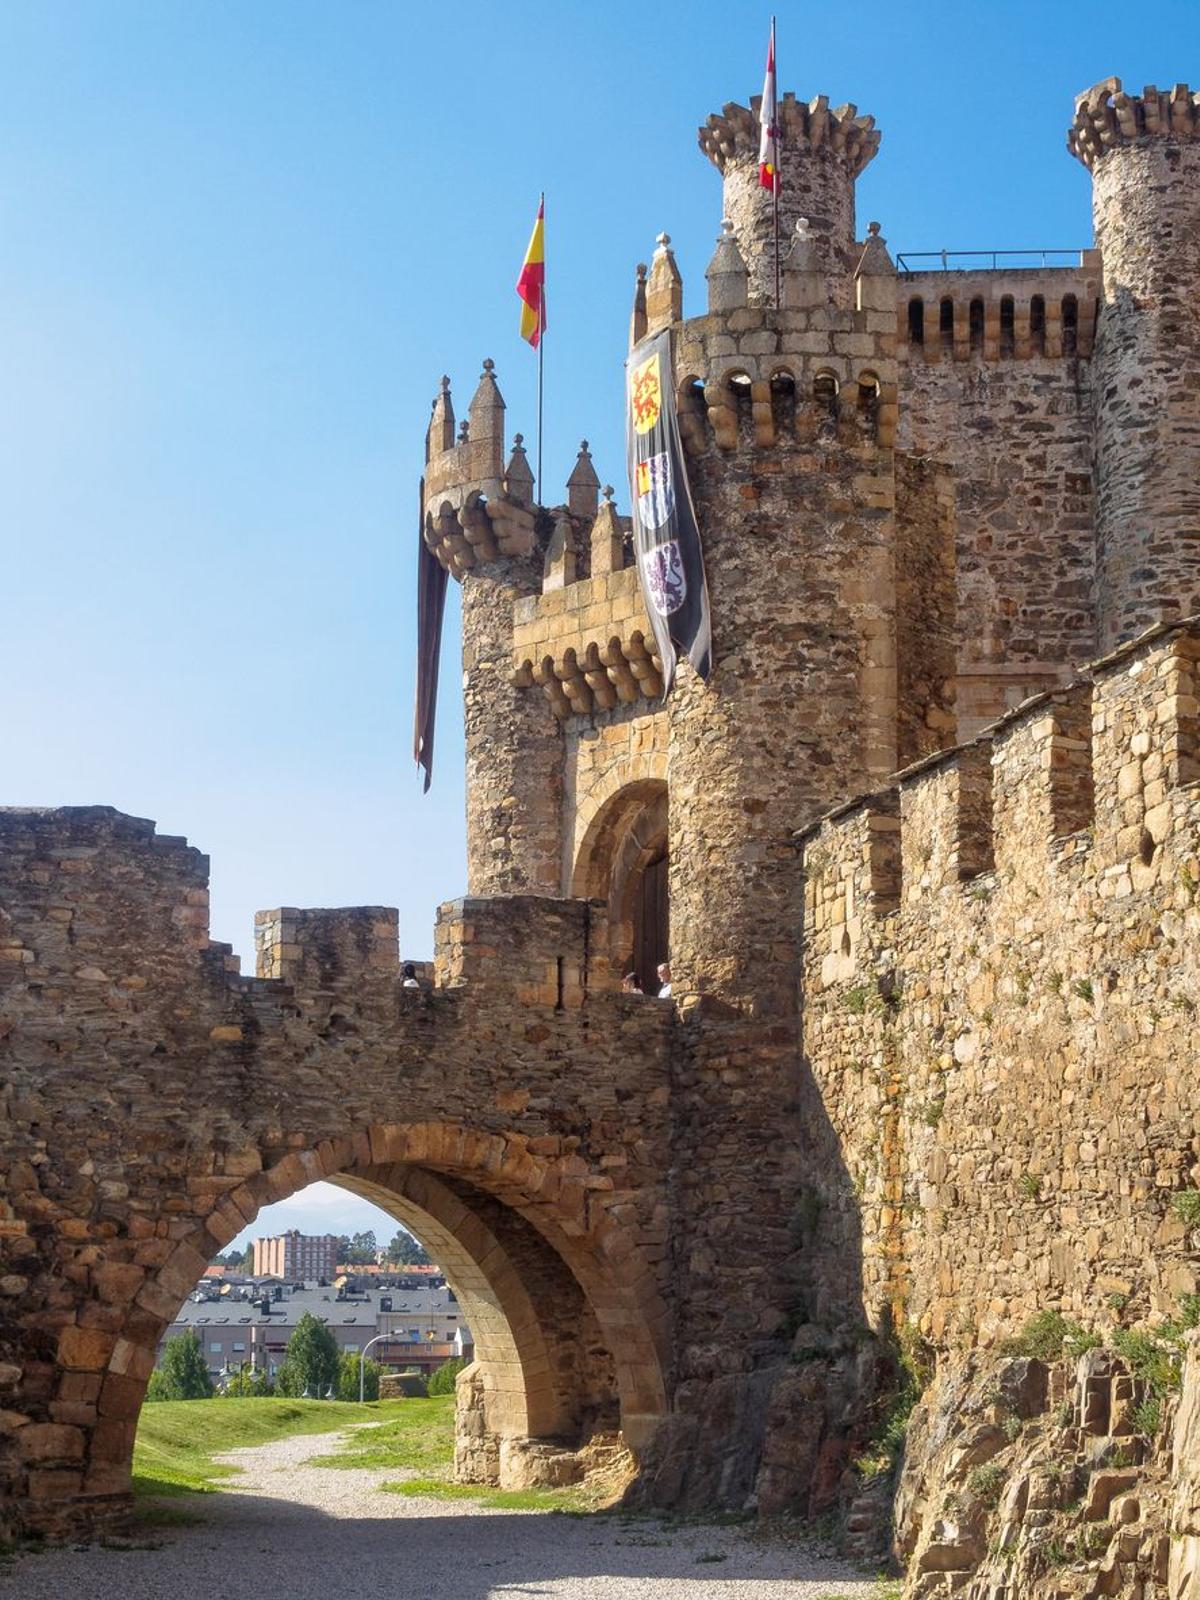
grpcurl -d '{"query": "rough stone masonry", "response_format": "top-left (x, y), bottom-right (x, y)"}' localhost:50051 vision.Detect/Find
top-left (2, 69), bottom-right (1200, 1600)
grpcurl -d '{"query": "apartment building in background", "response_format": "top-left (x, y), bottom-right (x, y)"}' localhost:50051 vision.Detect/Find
top-left (252, 1230), bottom-right (339, 1281)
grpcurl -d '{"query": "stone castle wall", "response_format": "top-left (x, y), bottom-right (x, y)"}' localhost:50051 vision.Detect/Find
top-left (800, 620), bottom-right (1200, 1345)
top-left (896, 265), bottom-right (1100, 739)
top-left (0, 807), bottom-right (676, 1538)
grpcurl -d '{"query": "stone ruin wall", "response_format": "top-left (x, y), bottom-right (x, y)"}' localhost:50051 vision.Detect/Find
top-left (0, 809), bottom-right (677, 1539)
top-left (801, 619), bottom-right (1200, 1592)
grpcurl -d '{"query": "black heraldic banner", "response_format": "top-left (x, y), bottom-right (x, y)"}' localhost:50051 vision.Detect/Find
top-left (625, 330), bottom-right (713, 692)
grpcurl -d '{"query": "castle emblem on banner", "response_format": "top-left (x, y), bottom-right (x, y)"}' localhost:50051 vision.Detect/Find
top-left (635, 453), bottom-right (675, 530)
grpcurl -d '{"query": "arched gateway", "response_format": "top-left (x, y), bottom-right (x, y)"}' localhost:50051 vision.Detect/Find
top-left (0, 808), bottom-right (672, 1541)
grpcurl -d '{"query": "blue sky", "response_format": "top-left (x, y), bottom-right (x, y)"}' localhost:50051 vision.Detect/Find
top-left (3, 0), bottom-right (1196, 1247)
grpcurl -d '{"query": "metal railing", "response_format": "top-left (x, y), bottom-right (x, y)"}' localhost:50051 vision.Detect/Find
top-left (895, 249), bottom-right (1087, 275)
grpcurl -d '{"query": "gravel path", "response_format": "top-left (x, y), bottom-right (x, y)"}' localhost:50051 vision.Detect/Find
top-left (3, 1427), bottom-right (883, 1599)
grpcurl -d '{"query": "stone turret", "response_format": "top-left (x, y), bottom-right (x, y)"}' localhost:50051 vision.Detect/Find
top-left (420, 362), bottom-right (564, 897)
top-left (698, 93), bottom-right (880, 304)
top-left (1070, 79), bottom-right (1200, 649)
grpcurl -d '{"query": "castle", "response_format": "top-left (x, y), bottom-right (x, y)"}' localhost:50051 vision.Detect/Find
top-left (2, 72), bottom-right (1200, 1600)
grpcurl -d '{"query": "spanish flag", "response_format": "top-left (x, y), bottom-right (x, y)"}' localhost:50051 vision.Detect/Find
top-left (516, 196), bottom-right (546, 348)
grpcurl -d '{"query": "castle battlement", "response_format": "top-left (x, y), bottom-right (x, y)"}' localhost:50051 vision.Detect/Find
top-left (698, 93), bottom-right (880, 178)
top-left (1069, 77), bottom-right (1200, 169)
top-left (800, 618), bottom-right (1200, 982)
top-left (897, 256), bottom-right (1101, 363)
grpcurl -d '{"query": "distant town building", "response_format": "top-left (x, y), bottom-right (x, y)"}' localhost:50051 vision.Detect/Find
top-left (252, 1230), bottom-right (339, 1281)
top-left (161, 1276), bottom-right (471, 1382)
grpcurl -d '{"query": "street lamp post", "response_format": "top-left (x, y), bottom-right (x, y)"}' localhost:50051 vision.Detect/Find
top-left (358, 1332), bottom-right (390, 1404)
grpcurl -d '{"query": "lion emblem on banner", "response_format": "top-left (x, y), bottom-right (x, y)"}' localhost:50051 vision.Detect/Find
top-left (644, 540), bottom-right (687, 616)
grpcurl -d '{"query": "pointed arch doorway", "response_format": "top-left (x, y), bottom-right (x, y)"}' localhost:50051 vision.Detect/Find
top-left (572, 778), bottom-right (670, 995)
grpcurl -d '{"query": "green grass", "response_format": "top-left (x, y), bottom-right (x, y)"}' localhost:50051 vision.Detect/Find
top-left (304, 1396), bottom-right (454, 1475)
top-left (382, 1475), bottom-right (595, 1513)
top-left (132, 1397), bottom-right (410, 1497)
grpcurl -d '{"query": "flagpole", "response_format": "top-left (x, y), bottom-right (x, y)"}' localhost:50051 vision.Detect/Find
top-left (537, 298), bottom-right (544, 507)
top-left (771, 16), bottom-right (780, 312)
top-left (536, 192), bottom-right (545, 509)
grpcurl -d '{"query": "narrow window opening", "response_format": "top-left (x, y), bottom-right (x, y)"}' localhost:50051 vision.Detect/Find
top-left (969, 298), bottom-right (985, 353)
top-left (555, 955), bottom-right (565, 1011)
top-left (857, 372), bottom-right (880, 414)
top-left (840, 927), bottom-right (852, 957)
top-left (1030, 295), bottom-right (1046, 356)
top-left (1139, 828), bottom-right (1156, 868)
top-left (1062, 294), bottom-right (1078, 356)
top-left (999, 296), bottom-right (1015, 358)
top-left (726, 371), bottom-right (754, 427)
top-left (907, 297), bottom-right (924, 345)
top-left (681, 376), bottom-right (706, 414)
top-left (939, 297), bottom-right (954, 351)
top-left (770, 369), bottom-right (796, 432)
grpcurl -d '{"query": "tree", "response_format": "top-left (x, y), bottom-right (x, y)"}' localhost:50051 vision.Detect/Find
top-left (337, 1350), bottom-right (381, 1401)
top-left (384, 1228), bottom-right (431, 1267)
top-left (225, 1365), bottom-right (274, 1397)
top-left (427, 1357), bottom-right (467, 1396)
top-left (275, 1312), bottom-right (340, 1397)
top-left (152, 1330), bottom-right (214, 1400)
top-left (337, 1230), bottom-right (379, 1266)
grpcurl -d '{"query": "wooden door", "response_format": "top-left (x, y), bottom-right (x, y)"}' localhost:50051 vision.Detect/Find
top-left (633, 852), bottom-right (669, 994)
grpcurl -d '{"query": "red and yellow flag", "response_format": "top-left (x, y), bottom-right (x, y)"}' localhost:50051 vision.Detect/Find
top-left (758, 18), bottom-right (779, 193)
top-left (516, 196), bottom-right (546, 348)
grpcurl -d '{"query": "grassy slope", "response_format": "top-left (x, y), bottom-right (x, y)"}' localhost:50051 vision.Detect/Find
top-left (303, 1396), bottom-right (454, 1475)
top-left (133, 1397), bottom-right (416, 1496)
top-left (135, 1394), bottom-right (601, 1514)
top-left (305, 1399), bottom-right (600, 1512)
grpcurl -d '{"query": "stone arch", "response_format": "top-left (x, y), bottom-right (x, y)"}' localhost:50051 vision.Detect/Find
top-left (572, 777), bottom-right (669, 989)
top-left (72, 1122), bottom-right (670, 1519)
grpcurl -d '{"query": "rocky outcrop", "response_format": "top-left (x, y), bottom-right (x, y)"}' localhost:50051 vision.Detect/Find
top-left (897, 1347), bottom-right (1178, 1599)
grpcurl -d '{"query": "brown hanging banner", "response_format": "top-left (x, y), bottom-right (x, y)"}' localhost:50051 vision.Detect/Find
top-left (413, 478), bottom-right (448, 792)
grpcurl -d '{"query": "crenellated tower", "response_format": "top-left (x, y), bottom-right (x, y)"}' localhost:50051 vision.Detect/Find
top-left (419, 87), bottom-right (960, 1413)
top-left (699, 94), bottom-right (880, 305)
top-left (1070, 78), bottom-right (1200, 649)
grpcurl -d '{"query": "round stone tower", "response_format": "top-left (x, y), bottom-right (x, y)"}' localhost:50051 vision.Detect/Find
top-left (1070, 78), bottom-right (1200, 650)
top-left (699, 93), bottom-right (879, 305)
